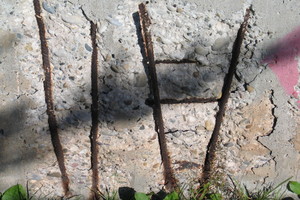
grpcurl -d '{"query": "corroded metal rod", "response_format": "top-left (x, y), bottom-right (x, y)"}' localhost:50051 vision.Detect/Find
top-left (89, 21), bottom-right (100, 200)
top-left (202, 7), bottom-right (252, 182)
top-left (138, 3), bottom-right (177, 191)
top-left (80, 8), bottom-right (101, 199)
top-left (33, 0), bottom-right (70, 195)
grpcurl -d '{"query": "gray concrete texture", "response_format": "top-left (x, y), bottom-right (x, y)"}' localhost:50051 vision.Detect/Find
top-left (0, 0), bottom-right (300, 198)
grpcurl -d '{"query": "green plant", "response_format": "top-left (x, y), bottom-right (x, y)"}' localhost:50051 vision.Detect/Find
top-left (134, 192), bottom-right (150, 200)
top-left (1, 183), bottom-right (84, 200)
top-left (186, 182), bottom-right (213, 200)
top-left (97, 188), bottom-right (118, 200)
top-left (193, 183), bottom-right (222, 200)
top-left (2, 176), bottom-right (298, 200)
top-left (165, 178), bottom-right (223, 200)
top-left (228, 179), bottom-right (250, 200)
top-left (163, 191), bottom-right (179, 200)
top-left (228, 177), bottom-right (291, 200)
top-left (252, 177), bottom-right (291, 200)
top-left (134, 191), bottom-right (179, 200)
top-left (0, 184), bottom-right (27, 200)
top-left (288, 180), bottom-right (300, 196)
top-left (133, 180), bottom-right (223, 200)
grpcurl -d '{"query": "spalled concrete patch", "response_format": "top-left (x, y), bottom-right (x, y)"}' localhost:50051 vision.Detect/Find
top-left (219, 92), bottom-right (276, 185)
top-left (1, 0), bottom-right (300, 198)
top-left (239, 94), bottom-right (277, 181)
top-left (162, 103), bottom-right (218, 183)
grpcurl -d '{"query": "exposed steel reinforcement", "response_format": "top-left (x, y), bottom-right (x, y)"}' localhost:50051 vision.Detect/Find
top-left (89, 21), bottom-right (100, 200)
top-left (155, 59), bottom-right (199, 64)
top-left (146, 97), bottom-right (218, 106)
top-left (80, 8), bottom-right (101, 199)
top-left (160, 97), bottom-right (219, 104)
top-left (33, 0), bottom-right (70, 195)
top-left (201, 7), bottom-right (252, 182)
top-left (138, 3), bottom-right (177, 191)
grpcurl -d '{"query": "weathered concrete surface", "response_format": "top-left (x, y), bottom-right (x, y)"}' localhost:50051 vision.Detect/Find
top-left (0, 0), bottom-right (300, 198)
top-left (250, 0), bottom-right (300, 187)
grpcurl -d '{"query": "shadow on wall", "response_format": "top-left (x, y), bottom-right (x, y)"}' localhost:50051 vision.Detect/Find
top-left (0, 101), bottom-right (38, 171)
top-left (49, 11), bottom-right (234, 133)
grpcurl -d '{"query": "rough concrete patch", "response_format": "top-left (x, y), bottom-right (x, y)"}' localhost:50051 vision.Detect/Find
top-left (219, 93), bottom-right (275, 179)
top-left (162, 103), bottom-right (217, 184)
top-left (252, 68), bottom-right (300, 184)
top-left (241, 92), bottom-right (274, 138)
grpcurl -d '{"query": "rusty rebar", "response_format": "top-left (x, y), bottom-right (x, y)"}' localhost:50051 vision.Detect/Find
top-left (89, 21), bottom-right (100, 200)
top-left (79, 8), bottom-right (101, 199)
top-left (155, 59), bottom-right (199, 64)
top-left (146, 97), bottom-right (218, 106)
top-left (201, 7), bottom-right (251, 182)
top-left (33, 0), bottom-right (70, 195)
top-left (138, 3), bottom-right (177, 191)
top-left (160, 97), bottom-right (219, 104)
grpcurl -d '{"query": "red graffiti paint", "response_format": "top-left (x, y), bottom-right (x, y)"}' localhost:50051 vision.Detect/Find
top-left (263, 26), bottom-right (300, 107)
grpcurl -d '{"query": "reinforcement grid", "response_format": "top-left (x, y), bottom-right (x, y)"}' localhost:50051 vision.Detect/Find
top-left (33, 0), bottom-right (251, 198)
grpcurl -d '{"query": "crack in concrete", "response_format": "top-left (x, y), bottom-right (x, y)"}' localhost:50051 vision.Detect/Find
top-left (256, 138), bottom-right (278, 170)
top-left (268, 90), bottom-right (278, 136)
top-left (256, 90), bottom-right (278, 170)
top-left (247, 67), bottom-right (264, 85)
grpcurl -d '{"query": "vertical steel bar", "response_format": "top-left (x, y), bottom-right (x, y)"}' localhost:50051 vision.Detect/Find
top-left (202, 7), bottom-right (251, 182)
top-left (138, 3), bottom-right (177, 191)
top-left (33, 0), bottom-right (70, 195)
top-left (89, 21), bottom-right (100, 199)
